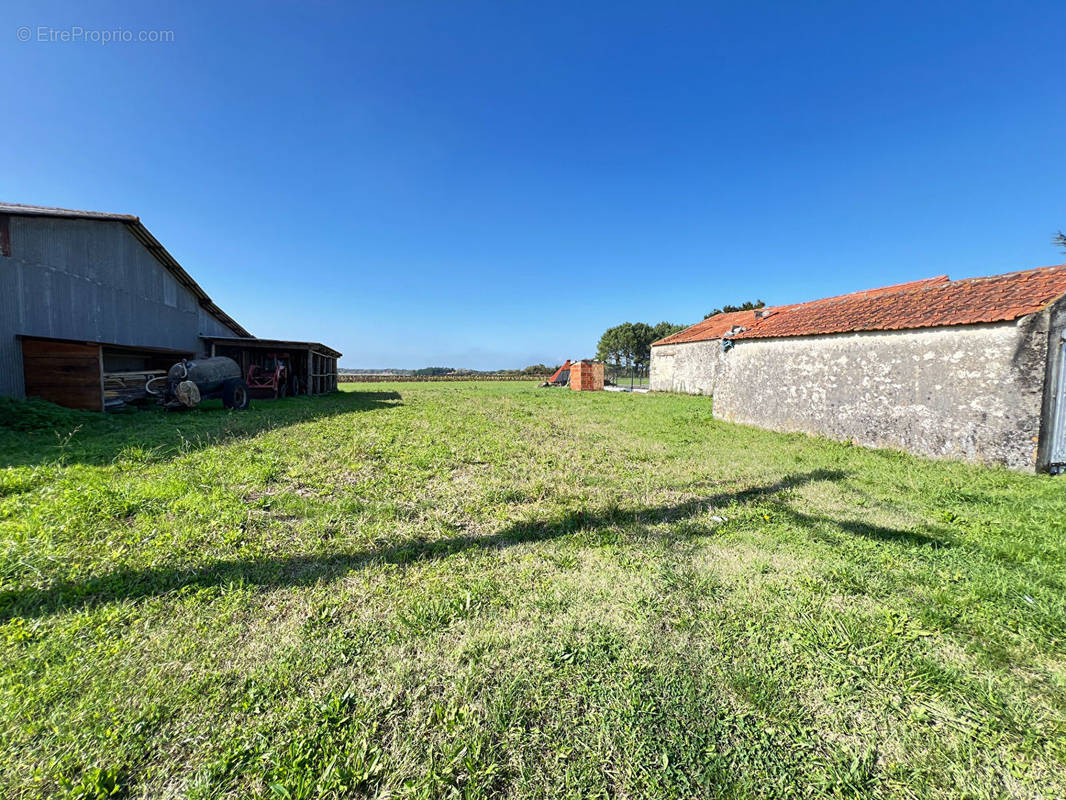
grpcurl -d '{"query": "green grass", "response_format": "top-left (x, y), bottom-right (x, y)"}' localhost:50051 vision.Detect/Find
top-left (1, 382), bottom-right (1064, 799)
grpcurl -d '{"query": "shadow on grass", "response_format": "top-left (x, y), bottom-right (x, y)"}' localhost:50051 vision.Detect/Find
top-left (0, 390), bottom-right (403, 469)
top-left (782, 507), bottom-right (949, 549)
top-left (0, 469), bottom-right (954, 620)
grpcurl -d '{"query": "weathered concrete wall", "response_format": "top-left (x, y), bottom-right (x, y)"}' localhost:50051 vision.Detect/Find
top-left (0, 216), bottom-right (244, 397)
top-left (712, 315), bottom-right (1051, 471)
top-left (650, 340), bottom-right (725, 395)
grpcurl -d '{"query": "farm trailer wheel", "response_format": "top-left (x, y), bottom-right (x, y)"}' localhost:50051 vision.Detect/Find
top-left (223, 379), bottom-right (251, 410)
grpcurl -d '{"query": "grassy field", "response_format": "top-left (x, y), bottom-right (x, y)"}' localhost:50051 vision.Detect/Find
top-left (1, 383), bottom-right (1064, 799)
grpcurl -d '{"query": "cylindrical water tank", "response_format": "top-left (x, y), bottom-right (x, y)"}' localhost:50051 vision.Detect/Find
top-left (168, 357), bottom-right (242, 396)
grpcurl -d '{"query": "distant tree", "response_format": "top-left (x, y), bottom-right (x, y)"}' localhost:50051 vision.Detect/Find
top-left (595, 324), bottom-right (624, 368)
top-left (703, 299), bottom-right (765, 320)
top-left (629, 322), bottom-right (654, 374)
top-left (1055, 231), bottom-right (1066, 253)
top-left (651, 321), bottom-right (685, 342)
top-left (596, 322), bottom-right (626, 369)
top-left (595, 321), bottom-right (682, 376)
top-left (414, 366), bottom-right (452, 376)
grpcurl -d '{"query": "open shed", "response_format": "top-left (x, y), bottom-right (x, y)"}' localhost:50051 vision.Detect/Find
top-left (202, 337), bottom-right (341, 396)
top-left (18, 334), bottom-right (198, 411)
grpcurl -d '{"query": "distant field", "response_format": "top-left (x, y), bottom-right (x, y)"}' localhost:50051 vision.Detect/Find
top-left (1, 383), bottom-right (1064, 799)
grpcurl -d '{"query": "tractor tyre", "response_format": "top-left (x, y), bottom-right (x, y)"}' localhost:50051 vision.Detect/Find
top-left (278, 380), bottom-right (288, 399)
top-left (222, 379), bottom-right (251, 411)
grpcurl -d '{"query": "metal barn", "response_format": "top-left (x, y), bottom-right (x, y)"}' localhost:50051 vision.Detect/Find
top-left (0, 202), bottom-right (340, 410)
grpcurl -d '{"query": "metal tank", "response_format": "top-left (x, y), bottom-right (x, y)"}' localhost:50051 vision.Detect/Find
top-left (158, 357), bottom-right (249, 410)
top-left (168, 357), bottom-right (241, 395)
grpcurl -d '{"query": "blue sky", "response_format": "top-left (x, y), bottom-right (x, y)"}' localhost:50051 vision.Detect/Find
top-left (3, 1), bottom-right (1064, 369)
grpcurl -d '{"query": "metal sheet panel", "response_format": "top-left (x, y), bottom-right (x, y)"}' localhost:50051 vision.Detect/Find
top-left (1051, 332), bottom-right (1066, 465)
top-left (0, 216), bottom-right (246, 397)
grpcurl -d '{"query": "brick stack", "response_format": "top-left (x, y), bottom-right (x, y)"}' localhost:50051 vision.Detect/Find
top-left (569, 360), bottom-right (604, 391)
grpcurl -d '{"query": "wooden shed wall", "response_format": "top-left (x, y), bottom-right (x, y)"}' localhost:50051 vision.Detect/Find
top-left (21, 338), bottom-right (103, 410)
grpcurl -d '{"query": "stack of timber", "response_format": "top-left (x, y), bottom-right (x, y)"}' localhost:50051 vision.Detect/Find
top-left (103, 370), bottom-right (165, 407)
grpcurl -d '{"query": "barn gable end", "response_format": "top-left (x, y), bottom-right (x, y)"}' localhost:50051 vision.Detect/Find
top-left (0, 206), bottom-right (249, 399)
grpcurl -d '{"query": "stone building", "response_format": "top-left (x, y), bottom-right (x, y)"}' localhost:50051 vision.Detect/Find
top-left (650, 266), bottom-right (1066, 472)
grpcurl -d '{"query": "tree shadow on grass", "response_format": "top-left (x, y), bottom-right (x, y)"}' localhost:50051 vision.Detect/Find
top-left (0, 468), bottom-right (960, 621)
top-left (782, 507), bottom-right (950, 549)
top-left (0, 390), bottom-right (403, 469)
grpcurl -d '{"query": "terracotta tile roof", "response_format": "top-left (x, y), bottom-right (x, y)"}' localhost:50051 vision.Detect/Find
top-left (652, 266), bottom-right (1066, 346)
top-left (653, 308), bottom-right (770, 345)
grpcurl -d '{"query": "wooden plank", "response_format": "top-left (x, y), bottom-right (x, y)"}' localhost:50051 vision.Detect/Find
top-left (21, 339), bottom-right (103, 411)
top-left (98, 346), bottom-right (106, 411)
top-left (21, 338), bottom-right (100, 358)
top-left (23, 359), bottom-right (101, 378)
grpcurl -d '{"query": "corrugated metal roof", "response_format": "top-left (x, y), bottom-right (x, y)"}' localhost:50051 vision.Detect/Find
top-left (203, 336), bottom-right (342, 359)
top-left (0, 202), bottom-right (252, 338)
top-left (653, 267), bottom-right (1066, 345)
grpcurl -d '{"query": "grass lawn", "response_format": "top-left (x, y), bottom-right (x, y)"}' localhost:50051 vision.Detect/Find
top-left (1, 382), bottom-right (1064, 799)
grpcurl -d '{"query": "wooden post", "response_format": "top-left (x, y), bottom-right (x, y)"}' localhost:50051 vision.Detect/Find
top-left (97, 345), bottom-right (106, 412)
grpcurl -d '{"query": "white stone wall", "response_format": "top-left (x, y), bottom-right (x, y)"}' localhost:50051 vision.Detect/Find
top-left (713, 316), bottom-right (1050, 471)
top-left (650, 312), bottom-right (1057, 471)
top-left (649, 340), bottom-right (724, 395)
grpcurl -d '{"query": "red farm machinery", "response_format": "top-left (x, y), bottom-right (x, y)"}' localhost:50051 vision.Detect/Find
top-left (246, 352), bottom-right (299, 398)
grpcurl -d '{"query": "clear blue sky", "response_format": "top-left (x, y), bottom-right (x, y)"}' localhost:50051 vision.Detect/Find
top-left (3, 1), bottom-right (1064, 369)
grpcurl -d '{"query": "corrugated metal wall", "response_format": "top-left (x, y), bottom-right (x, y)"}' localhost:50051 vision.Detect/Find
top-left (0, 215), bottom-right (245, 397)
top-left (1051, 330), bottom-right (1066, 466)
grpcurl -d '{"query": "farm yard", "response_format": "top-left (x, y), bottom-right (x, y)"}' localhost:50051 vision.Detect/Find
top-left (1, 382), bottom-right (1065, 799)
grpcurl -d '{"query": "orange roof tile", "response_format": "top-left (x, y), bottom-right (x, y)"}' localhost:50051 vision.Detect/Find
top-left (652, 266), bottom-right (1066, 346)
top-left (653, 308), bottom-right (770, 345)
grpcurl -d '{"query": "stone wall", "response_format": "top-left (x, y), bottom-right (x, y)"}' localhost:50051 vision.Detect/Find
top-left (649, 340), bottom-right (724, 395)
top-left (711, 314), bottom-right (1051, 471)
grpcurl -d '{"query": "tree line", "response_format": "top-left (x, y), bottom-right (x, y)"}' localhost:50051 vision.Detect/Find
top-left (593, 227), bottom-right (1066, 375)
top-left (411, 365), bottom-right (559, 377)
top-left (594, 321), bottom-right (686, 375)
top-left (594, 300), bottom-right (765, 375)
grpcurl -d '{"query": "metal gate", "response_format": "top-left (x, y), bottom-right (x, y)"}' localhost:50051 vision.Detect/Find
top-left (1051, 331), bottom-right (1066, 471)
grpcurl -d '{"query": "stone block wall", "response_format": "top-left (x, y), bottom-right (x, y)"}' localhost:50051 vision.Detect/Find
top-left (650, 310), bottom-right (1060, 471)
top-left (649, 339), bottom-right (724, 395)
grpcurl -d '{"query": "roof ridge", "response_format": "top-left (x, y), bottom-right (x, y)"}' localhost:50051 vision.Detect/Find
top-left (0, 201), bottom-right (139, 222)
top-left (785, 274), bottom-right (951, 310)
top-left (652, 264), bottom-right (1066, 347)
top-left (943, 263), bottom-right (1066, 286)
